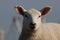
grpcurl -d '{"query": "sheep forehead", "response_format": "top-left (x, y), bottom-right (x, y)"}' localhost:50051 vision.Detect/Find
top-left (28, 9), bottom-right (41, 16)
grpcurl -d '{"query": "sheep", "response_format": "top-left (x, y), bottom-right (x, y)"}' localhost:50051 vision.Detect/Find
top-left (0, 28), bottom-right (8, 40)
top-left (15, 5), bottom-right (60, 40)
top-left (13, 16), bottom-right (22, 33)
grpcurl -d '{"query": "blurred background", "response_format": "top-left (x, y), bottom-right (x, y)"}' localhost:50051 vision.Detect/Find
top-left (0, 0), bottom-right (60, 40)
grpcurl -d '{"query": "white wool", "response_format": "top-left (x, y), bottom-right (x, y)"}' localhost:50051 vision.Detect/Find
top-left (28, 9), bottom-right (41, 16)
top-left (19, 23), bottom-right (60, 40)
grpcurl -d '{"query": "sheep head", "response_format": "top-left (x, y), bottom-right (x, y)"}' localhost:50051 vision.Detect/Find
top-left (15, 5), bottom-right (51, 31)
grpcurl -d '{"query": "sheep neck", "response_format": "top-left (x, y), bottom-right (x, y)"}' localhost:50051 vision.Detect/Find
top-left (19, 25), bottom-right (42, 40)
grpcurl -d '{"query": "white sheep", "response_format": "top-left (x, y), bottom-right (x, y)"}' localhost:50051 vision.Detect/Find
top-left (15, 5), bottom-right (60, 40)
top-left (13, 16), bottom-right (22, 34)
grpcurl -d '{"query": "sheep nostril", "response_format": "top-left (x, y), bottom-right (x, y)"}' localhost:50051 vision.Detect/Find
top-left (30, 23), bottom-right (36, 29)
top-left (33, 23), bottom-right (36, 25)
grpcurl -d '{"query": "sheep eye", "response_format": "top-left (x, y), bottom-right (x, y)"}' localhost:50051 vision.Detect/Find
top-left (39, 16), bottom-right (41, 17)
top-left (25, 15), bottom-right (28, 17)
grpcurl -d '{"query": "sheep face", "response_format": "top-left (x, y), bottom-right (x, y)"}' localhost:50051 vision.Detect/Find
top-left (15, 5), bottom-right (51, 31)
top-left (23, 9), bottom-right (41, 31)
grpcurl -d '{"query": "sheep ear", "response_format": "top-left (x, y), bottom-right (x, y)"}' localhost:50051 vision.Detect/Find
top-left (15, 6), bottom-right (27, 15)
top-left (40, 6), bottom-right (51, 16)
